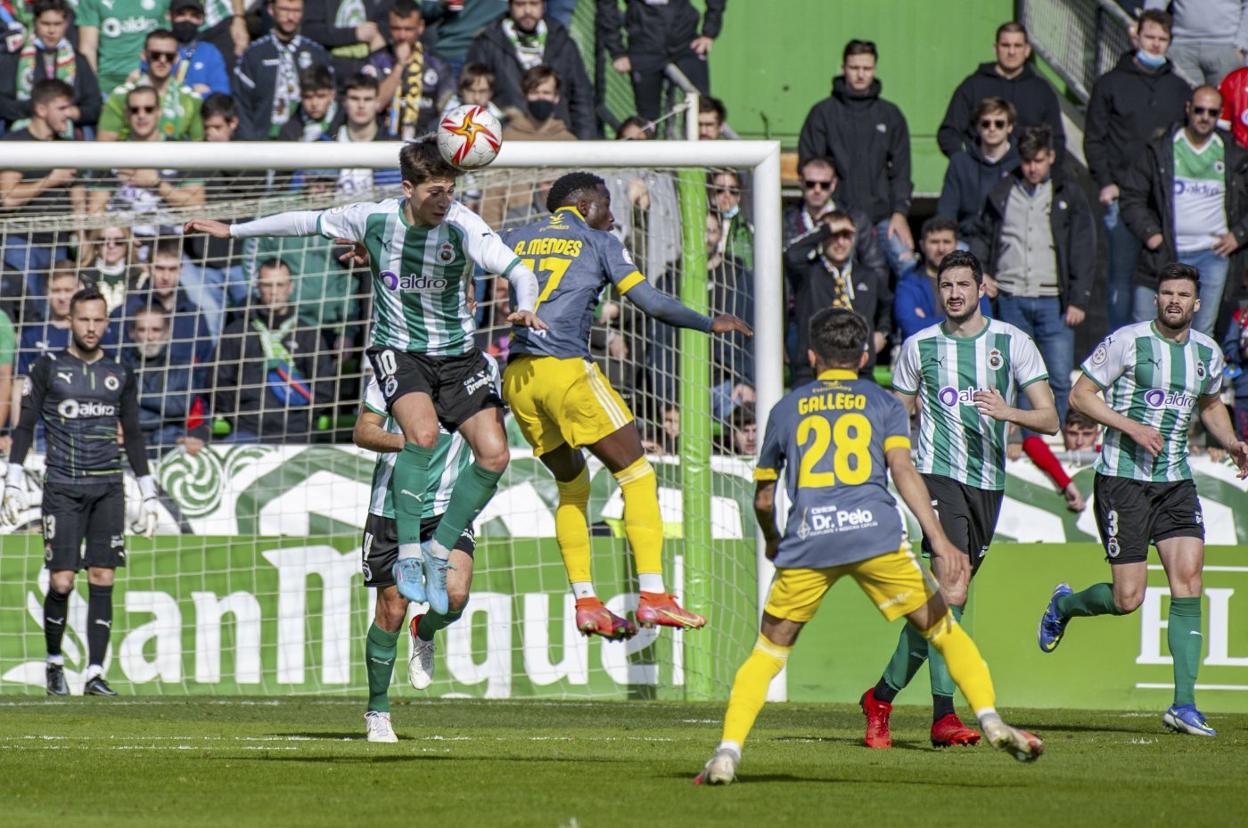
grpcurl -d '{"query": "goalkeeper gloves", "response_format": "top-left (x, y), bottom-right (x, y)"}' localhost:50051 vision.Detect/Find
top-left (2, 464), bottom-right (27, 526)
top-left (133, 474), bottom-right (159, 538)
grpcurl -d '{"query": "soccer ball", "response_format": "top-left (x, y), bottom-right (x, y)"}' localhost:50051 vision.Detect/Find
top-left (437, 104), bottom-right (503, 170)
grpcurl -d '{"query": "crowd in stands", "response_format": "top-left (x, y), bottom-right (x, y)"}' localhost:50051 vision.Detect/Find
top-left (1, 0), bottom-right (1248, 472)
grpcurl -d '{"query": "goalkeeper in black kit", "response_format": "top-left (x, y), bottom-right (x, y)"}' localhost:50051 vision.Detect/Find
top-left (2, 288), bottom-right (160, 697)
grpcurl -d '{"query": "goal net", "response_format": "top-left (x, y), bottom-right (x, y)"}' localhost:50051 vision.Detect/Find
top-left (0, 139), bottom-right (783, 700)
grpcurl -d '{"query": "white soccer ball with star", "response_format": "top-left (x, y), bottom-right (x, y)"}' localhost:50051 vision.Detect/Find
top-left (437, 104), bottom-right (503, 170)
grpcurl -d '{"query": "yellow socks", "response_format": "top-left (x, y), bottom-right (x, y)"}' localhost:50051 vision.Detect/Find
top-left (919, 612), bottom-right (996, 715)
top-left (721, 633), bottom-right (791, 747)
top-left (555, 467), bottom-right (592, 585)
top-left (613, 457), bottom-right (664, 588)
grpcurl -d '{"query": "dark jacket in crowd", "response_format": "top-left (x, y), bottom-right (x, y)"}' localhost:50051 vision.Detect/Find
top-left (0, 49), bottom-right (101, 128)
top-left (784, 223), bottom-right (891, 383)
top-left (233, 34), bottom-right (333, 139)
top-left (214, 304), bottom-right (335, 442)
top-left (782, 202), bottom-right (887, 285)
top-left (467, 16), bottom-right (596, 139)
top-left (937, 61), bottom-right (1065, 159)
top-left (1084, 51), bottom-right (1192, 190)
top-left (115, 286), bottom-right (217, 387)
top-left (968, 168), bottom-right (1098, 311)
top-left (1120, 124), bottom-right (1248, 288)
top-left (797, 77), bottom-right (912, 225)
top-left (122, 340), bottom-right (211, 458)
top-left (301, 0), bottom-right (393, 83)
top-left (936, 141), bottom-right (1021, 238)
top-left (596, 0), bottom-right (725, 71)
top-left (1222, 308), bottom-right (1248, 400)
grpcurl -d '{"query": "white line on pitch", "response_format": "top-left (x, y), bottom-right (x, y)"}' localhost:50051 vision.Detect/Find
top-left (1134, 683), bottom-right (1248, 691)
top-left (1145, 565), bottom-right (1248, 573)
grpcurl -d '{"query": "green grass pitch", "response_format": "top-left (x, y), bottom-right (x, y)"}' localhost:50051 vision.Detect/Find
top-left (1, 698), bottom-right (1245, 827)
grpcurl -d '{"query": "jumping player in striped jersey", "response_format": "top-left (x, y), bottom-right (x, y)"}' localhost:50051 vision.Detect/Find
top-left (1038, 263), bottom-right (1248, 737)
top-left (697, 308), bottom-right (1041, 785)
top-left (355, 358), bottom-right (498, 742)
top-left (860, 250), bottom-right (1058, 750)
top-left (185, 138), bottom-right (547, 620)
top-left (501, 172), bottom-right (752, 637)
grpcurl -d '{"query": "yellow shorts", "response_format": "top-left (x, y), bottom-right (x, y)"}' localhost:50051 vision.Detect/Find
top-left (764, 547), bottom-right (938, 624)
top-left (502, 354), bottom-right (634, 456)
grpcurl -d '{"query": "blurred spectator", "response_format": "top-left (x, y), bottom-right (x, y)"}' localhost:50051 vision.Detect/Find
top-left (441, 61), bottom-right (505, 122)
top-left (89, 86), bottom-right (207, 234)
top-left (706, 210), bottom-right (754, 418)
top-left (184, 93), bottom-right (252, 338)
top-left (784, 209), bottom-right (890, 384)
top-left (170, 0), bottom-right (232, 97)
top-left (697, 95), bottom-right (725, 141)
top-left (98, 29), bottom-right (205, 141)
top-left (615, 113), bottom-right (652, 140)
top-left (936, 97), bottom-right (1020, 238)
top-left (641, 401), bottom-right (680, 455)
top-left (0, 0), bottom-right (102, 133)
top-left (1218, 66), bottom-right (1248, 150)
top-left (1143, 0), bottom-right (1247, 87)
top-left (1020, 410), bottom-right (1102, 513)
top-left (782, 156), bottom-right (885, 274)
top-left (213, 258), bottom-right (336, 443)
top-left (605, 118), bottom-right (679, 278)
top-left (80, 224), bottom-right (143, 313)
top-left (302, 0), bottom-right (387, 83)
top-left (597, 0), bottom-right (721, 124)
top-left (1085, 8), bottom-right (1190, 332)
top-left (937, 22), bottom-right (1065, 160)
top-left (894, 216), bottom-right (990, 341)
top-left (709, 169), bottom-right (752, 270)
top-left (476, 273), bottom-right (513, 359)
top-left (0, 304), bottom-right (12, 452)
top-left (1121, 85), bottom-right (1248, 334)
top-left (0, 79), bottom-right (84, 293)
top-left (468, 0), bottom-right (595, 138)
top-left (362, 0), bottom-right (453, 140)
top-left (276, 66), bottom-right (342, 141)
top-left (118, 238), bottom-right (217, 375)
top-left (1223, 306), bottom-right (1248, 439)
top-left (798, 39), bottom-right (914, 277)
top-left (969, 125), bottom-right (1095, 425)
top-left (122, 303), bottom-right (211, 459)
top-left (234, 0), bottom-right (332, 139)
top-left (729, 401), bottom-right (756, 457)
top-left (77, 0), bottom-right (171, 96)
top-left (421, 0), bottom-right (507, 84)
top-left (318, 74), bottom-right (402, 197)
top-left (17, 263), bottom-right (77, 375)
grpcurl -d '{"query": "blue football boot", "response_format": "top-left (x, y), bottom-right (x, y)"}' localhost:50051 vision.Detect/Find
top-left (1037, 582), bottom-right (1073, 653)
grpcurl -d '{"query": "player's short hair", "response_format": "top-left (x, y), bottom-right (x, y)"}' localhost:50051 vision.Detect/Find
top-left (145, 28), bottom-right (177, 49)
top-left (33, 0), bottom-right (70, 19)
top-left (937, 249), bottom-right (984, 285)
top-left (69, 286), bottom-right (107, 314)
top-left (1064, 409), bottom-right (1098, 430)
top-left (1138, 8), bottom-right (1172, 34)
top-left (31, 78), bottom-right (73, 110)
top-left (996, 21), bottom-right (1028, 42)
top-left (546, 171), bottom-right (606, 212)
top-left (809, 307), bottom-right (870, 367)
top-left (344, 73), bottom-right (379, 95)
top-left (389, 0), bottom-right (422, 19)
top-left (698, 96), bottom-right (726, 123)
top-left (151, 237), bottom-right (183, 262)
top-left (458, 62), bottom-right (494, 93)
top-left (973, 96), bottom-right (1016, 124)
top-left (299, 65), bottom-right (335, 94)
top-left (521, 65), bottom-right (560, 95)
top-left (201, 92), bottom-right (237, 121)
top-left (1017, 124), bottom-right (1054, 161)
top-left (1156, 262), bottom-right (1200, 290)
top-left (843, 39), bottom-right (877, 62)
top-left (920, 214), bottom-right (958, 240)
top-left (398, 137), bottom-right (460, 186)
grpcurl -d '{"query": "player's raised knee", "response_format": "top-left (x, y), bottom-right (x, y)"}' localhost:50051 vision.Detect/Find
top-left (1113, 587), bottom-right (1145, 614)
top-left (475, 443), bottom-right (510, 474)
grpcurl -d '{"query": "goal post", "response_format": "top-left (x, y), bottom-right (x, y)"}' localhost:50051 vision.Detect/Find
top-left (0, 139), bottom-right (784, 701)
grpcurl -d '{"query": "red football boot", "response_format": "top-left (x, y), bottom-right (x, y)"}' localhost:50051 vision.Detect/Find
top-left (860, 688), bottom-right (893, 749)
top-left (931, 713), bottom-right (982, 747)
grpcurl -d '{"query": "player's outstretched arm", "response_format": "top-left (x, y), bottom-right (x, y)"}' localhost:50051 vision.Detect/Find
top-left (887, 447), bottom-right (970, 595)
top-left (184, 210), bottom-right (323, 241)
top-left (1197, 394), bottom-right (1248, 479)
top-left (1070, 373), bottom-right (1163, 456)
top-left (624, 277), bottom-right (752, 335)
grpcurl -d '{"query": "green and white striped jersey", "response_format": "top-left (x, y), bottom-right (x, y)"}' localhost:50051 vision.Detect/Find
top-left (318, 199), bottom-right (521, 355)
top-left (893, 319), bottom-right (1049, 491)
top-left (1082, 321), bottom-right (1224, 482)
top-left (363, 375), bottom-right (471, 520)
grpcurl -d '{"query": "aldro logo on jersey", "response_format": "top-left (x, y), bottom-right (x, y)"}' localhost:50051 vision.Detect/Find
top-left (937, 386), bottom-right (984, 407)
top-left (1143, 389), bottom-right (1196, 410)
top-left (380, 270), bottom-right (450, 291)
top-left (56, 399), bottom-right (117, 419)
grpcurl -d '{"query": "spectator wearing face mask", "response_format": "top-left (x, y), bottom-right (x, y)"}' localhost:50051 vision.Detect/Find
top-left (169, 0), bottom-right (232, 97)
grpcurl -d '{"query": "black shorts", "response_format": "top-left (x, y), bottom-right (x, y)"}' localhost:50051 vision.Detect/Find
top-left (361, 512), bottom-right (476, 588)
top-left (366, 347), bottom-right (502, 431)
top-left (919, 474), bottom-right (1005, 578)
top-left (41, 482), bottom-right (126, 571)
top-left (1093, 474), bottom-right (1204, 565)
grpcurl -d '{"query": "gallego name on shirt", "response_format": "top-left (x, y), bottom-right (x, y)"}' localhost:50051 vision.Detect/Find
top-left (798, 391), bottom-right (866, 414)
